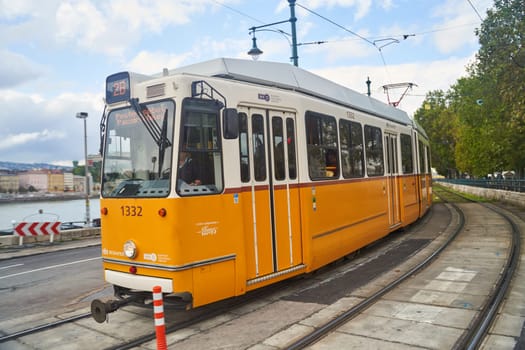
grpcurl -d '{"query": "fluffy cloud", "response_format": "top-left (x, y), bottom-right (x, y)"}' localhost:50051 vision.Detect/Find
top-left (0, 130), bottom-right (66, 151)
top-left (0, 0), bottom-right (495, 165)
top-left (312, 55), bottom-right (475, 116)
top-left (0, 50), bottom-right (43, 88)
top-left (126, 51), bottom-right (192, 75)
top-left (430, 0), bottom-right (491, 54)
top-left (0, 89), bottom-right (102, 163)
top-left (54, 0), bottom-right (223, 58)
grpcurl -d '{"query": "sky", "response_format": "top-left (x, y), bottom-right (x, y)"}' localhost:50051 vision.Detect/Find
top-left (0, 0), bottom-right (493, 166)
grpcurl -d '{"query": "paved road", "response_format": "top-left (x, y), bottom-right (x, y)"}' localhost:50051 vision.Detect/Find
top-left (0, 244), bottom-right (111, 334)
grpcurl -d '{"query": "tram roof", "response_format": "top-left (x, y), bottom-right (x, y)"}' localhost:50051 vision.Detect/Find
top-left (169, 58), bottom-right (413, 126)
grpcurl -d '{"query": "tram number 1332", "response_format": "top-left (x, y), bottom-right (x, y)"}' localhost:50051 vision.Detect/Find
top-left (120, 205), bottom-right (143, 216)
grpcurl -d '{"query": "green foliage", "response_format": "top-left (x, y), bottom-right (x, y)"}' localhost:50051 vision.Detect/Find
top-left (72, 160), bottom-right (102, 183)
top-left (414, 90), bottom-right (457, 177)
top-left (417, 0), bottom-right (524, 178)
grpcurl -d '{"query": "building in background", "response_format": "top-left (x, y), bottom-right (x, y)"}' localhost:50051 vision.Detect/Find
top-left (19, 170), bottom-right (48, 192)
top-left (73, 174), bottom-right (93, 193)
top-left (0, 171), bottom-right (19, 193)
top-left (64, 172), bottom-right (74, 192)
top-left (48, 170), bottom-right (64, 192)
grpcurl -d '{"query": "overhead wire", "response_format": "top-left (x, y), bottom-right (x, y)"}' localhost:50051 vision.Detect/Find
top-left (295, 2), bottom-right (375, 46)
top-left (209, 0), bottom-right (265, 25)
top-left (210, 1), bottom-right (482, 48)
top-left (293, 2), bottom-right (482, 102)
top-left (211, 1), bottom-right (479, 53)
top-left (466, 0), bottom-right (484, 21)
top-left (296, 2), bottom-right (396, 84)
top-left (209, 0), bottom-right (484, 98)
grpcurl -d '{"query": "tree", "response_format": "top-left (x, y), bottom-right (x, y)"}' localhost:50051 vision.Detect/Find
top-left (90, 160), bottom-right (102, 184)
top-left (475, 0), bottom-right (525, 176)
top-left (72, 159), bottom-right (101, 185)
top-left (414, 90), bottom-right (457, 177)
top-left (447, 74), bottom-right (507, 177)
top-left (72, 160), bottom-right (84, 176)
top-left (415, 0), bottom-right (525, 178)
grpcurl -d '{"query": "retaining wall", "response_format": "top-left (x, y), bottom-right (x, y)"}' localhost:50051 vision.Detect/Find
top-left (440, 182), bottom-right (525, 209)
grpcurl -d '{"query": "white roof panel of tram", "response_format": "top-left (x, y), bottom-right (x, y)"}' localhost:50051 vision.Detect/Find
top-left (168, 58), bottom-right (413, 125)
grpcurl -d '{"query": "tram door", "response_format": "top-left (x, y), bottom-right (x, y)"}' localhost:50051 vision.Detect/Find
top-left (239, 107), bottom-right (303, 281)
top-left (385, 133), bottom-right (401, 227)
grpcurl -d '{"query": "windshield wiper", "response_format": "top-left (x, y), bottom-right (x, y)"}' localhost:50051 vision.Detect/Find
top-left (157, 108), bottom-right (170, 178)
top-left (129, 98), bottom-right (172, 178)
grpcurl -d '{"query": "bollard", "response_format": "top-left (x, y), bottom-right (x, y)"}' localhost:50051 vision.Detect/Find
top-left (152, 285), bottom-right (167, 350)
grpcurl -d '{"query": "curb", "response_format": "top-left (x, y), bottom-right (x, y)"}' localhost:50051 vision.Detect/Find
top-left (0, 228), bottom-right (101, 260)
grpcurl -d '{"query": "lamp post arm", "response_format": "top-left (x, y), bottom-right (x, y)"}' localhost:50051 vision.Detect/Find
top-left (249, 19), bottom-right (290, 33)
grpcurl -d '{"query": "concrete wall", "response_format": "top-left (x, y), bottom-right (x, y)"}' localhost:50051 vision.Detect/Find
top-left (0, 227), bottom-right (100, 248)
top-left (440, 182), bottom-right (525, 209)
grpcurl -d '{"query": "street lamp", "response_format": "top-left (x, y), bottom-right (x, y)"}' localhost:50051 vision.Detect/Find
top-left (76, 112), bottom-right (90, 226)
top-left (247, 32), bottom-right (264, 60)
top-left (247, 0), bottom-right (298, 66)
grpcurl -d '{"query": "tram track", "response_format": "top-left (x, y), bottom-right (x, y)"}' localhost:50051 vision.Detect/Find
top-left (445, 187), bottom-right (521, 349)
top-left (2, 186), bottom-right (521, 349)
top-left (284, 185), bottom-right (521, 349)
top-left (1, 204), bottom-right (442, 349)
top-left (285, 186), bottom-right (465, 349)
top-left (103, 281), bottom-right (301, 350)
top-left (99, 202), bottom-right (445, 349)
top-left (0, 277), bottom-right (301, 349)
top-left (0, 311), bottom-right (92, 344)
top-left (105, 198), bottom-right (452, 349)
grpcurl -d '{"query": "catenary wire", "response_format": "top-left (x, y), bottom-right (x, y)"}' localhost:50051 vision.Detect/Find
top-left (466, 0), bottom-right (484, 21)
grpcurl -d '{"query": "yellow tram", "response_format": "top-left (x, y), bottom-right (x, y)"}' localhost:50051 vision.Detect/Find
top-left (92, 58), bottom-right (431, 321)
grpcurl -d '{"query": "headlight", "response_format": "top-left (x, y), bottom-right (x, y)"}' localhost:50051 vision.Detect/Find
top-left (123, 240), bottom-right (137, 259)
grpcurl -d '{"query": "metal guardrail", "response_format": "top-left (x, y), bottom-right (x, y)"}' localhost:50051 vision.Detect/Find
top-left (435, 179), bottom-right (525, 193)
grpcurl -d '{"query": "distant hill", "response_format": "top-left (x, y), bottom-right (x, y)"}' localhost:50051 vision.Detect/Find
top-left (0, 161), bottom-right (73, 172)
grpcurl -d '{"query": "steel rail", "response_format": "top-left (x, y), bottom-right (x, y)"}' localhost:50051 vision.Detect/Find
top-left (0, 312), bottom-right (91, 343)
top-left (285, 189), bottom-right (465, 350)
top-left (454, 203), bottom-right (521, 349)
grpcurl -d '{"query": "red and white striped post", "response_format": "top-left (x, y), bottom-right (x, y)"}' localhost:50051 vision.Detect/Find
top-left (152, 285), bottom-right (167, 350)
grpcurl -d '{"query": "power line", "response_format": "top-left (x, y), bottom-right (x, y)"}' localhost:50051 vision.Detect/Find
top-left (295, 2), bottom-right (400, 84)
top-left (306, 21), bottom-right (475, 46)
top-left (295, 2), bottom-right (374, 46)
top-left (466, 0), bottom-right (484, 21)
top-left (210, 0), bottom-right (265, 25)
top-left (211, 1), bottom-right (481, 47)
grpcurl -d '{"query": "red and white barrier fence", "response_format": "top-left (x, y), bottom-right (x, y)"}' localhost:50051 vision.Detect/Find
top-left (152, 285), bottom-right (167, 350)
top-left (13, 221), bottom-right (61, 245)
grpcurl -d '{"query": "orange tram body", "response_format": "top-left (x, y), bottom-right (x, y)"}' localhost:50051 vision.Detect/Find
top-left (94, 58), bottom-right (431, 319)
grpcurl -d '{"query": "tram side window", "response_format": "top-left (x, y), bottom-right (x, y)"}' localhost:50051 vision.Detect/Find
top-left (400, 134), bottom-right (414, 174)
top-left (177, 99), bottom-right (223, 195)
top-left (339, 119), bottom-right (364, 178)
top-left (305, 111), bottom-right (339, 179)
top-left (252, 115), bottom-right (266, 181)
top-left (239, 113), bottom-right (250, 182)
top-left (418, 140), bottom-right (425, 174)
top-left (364, 125), bottom-right (384, 176)
top-left (272, 117), bottom-right (285, 181)
top-left (286, 118), bottom-right (297, 180)
top-left (426, 146), bottom-right (431, 174)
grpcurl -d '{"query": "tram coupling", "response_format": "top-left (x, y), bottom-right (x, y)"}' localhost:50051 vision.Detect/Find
top-left (90, 295), bottom-right (140, 323)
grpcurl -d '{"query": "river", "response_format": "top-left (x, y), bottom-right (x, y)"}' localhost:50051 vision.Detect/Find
top-left (0, 198), bottom-right (100, 230)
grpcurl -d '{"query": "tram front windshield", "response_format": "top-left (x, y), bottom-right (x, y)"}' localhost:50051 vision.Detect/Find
top-left (101, 101), bottom-right (174, 198)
